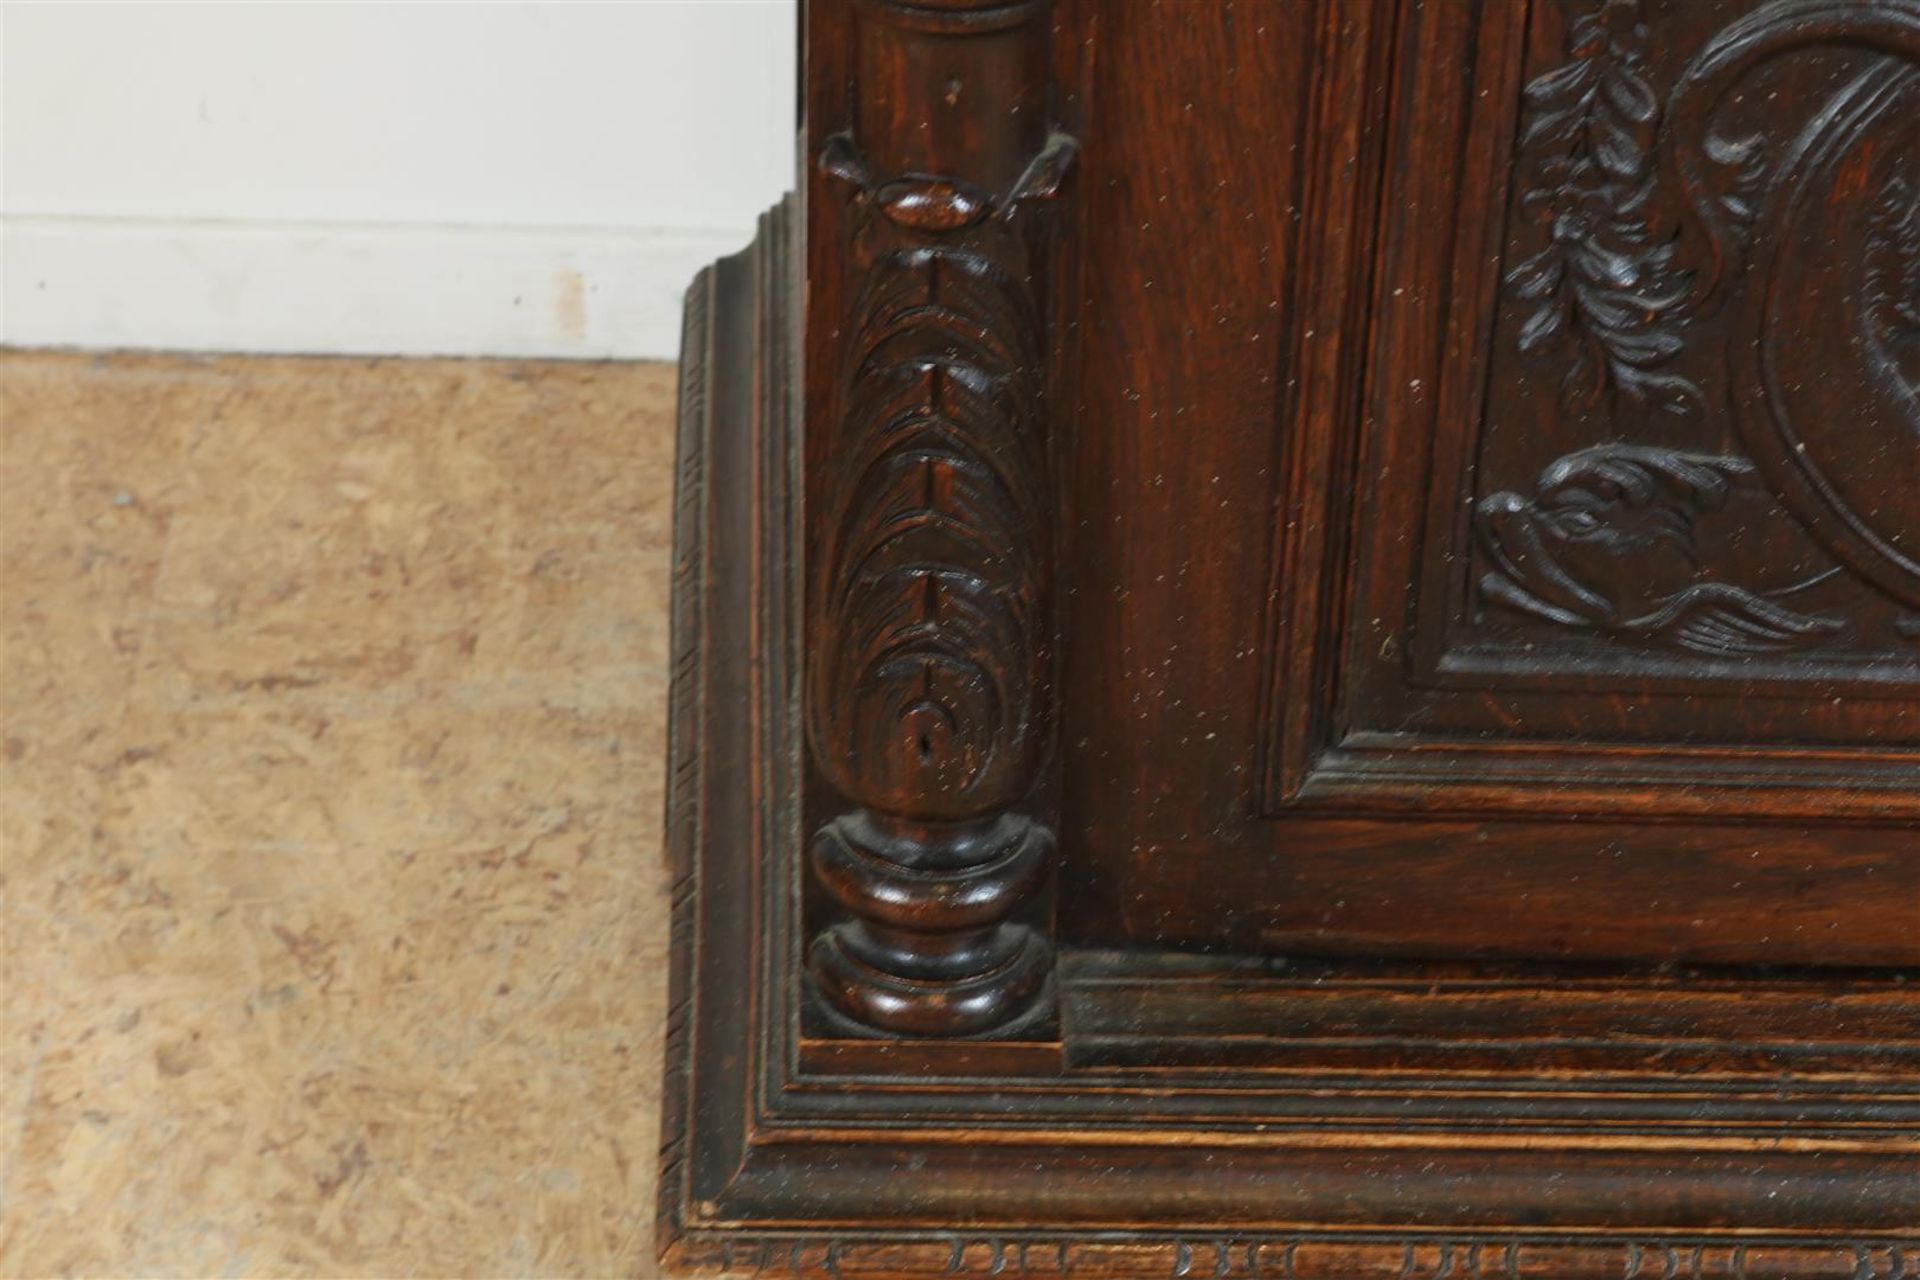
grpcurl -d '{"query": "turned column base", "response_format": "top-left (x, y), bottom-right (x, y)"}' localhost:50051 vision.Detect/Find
top-left (806, 810), bottom-right (1054, 1038)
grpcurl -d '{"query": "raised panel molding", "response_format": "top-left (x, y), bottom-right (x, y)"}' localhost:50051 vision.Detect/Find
top-left (1260, 0), bottom-right (1920, 818)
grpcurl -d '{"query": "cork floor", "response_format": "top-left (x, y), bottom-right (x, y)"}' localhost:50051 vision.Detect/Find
top-left (1, 350), bottom-right (692, 1277)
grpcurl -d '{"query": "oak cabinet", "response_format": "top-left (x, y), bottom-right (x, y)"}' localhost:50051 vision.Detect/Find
top-left (658, 2), bottom-right (1920, 1274)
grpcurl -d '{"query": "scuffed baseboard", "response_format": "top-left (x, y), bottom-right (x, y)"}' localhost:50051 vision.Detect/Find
top-left (1, 215), bottom-right (754, 361)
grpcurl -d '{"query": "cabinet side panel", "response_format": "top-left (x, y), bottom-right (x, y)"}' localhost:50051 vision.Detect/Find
top-left (1055, 0), bottom-right (1321, 948)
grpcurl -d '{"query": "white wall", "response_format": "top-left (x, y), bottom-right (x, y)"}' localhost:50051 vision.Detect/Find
top-left (0, 1), bottom-right (798, 359)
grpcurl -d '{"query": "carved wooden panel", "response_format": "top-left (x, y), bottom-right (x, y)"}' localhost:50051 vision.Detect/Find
top-left (1261, 0), bottom-right (1920, 819)
top-left (1474, 0), bottom-right (1920, 661)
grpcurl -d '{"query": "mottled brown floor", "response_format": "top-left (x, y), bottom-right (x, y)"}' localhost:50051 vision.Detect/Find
top-left (1, 350), bottom-right (690, 1277)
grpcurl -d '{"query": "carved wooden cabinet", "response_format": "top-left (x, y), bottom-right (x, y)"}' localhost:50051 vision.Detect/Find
top-left (658, 1), bottom-right (1920, 1274)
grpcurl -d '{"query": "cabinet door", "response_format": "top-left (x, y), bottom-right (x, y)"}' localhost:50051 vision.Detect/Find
top-left (1058, 0), bottom-right (1920, 966)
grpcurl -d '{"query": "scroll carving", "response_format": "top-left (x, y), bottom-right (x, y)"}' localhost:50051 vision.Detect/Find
top-left (1483, 0), bottom-right (1920, 650)
top-left (1665, 2), bottom-right (1920, 612)
top-left (804, 0), bottom-right (1072, 1038)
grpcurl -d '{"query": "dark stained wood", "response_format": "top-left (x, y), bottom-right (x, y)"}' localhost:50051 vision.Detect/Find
top-left (801, 0), bottom-right (1076, 1038)
top-left (1061, 950), bottom-right (1920, 1075)
top-left (659, 1), bottom-right (1920, 1273)
top-left (1059, 0), bottom-right (1920, 966)
top-left (1054, 0), bottom-right (1328, 956)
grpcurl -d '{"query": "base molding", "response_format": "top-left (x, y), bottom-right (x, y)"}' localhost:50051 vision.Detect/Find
top-left (665, 1235), bottom-right (1916, 1280)
top-left (654, 202), bottom-right (1920, 1280)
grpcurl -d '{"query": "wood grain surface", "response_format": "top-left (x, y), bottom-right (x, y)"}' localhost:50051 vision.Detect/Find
top-left (663, 2), bottom-right (1920, 1273)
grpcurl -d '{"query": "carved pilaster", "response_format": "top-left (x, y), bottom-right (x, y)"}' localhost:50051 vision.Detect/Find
top-left (804, 0), bottom-right (1074, 1037)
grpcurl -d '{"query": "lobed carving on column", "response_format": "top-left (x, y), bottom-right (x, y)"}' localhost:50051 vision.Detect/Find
top-left (804, 0), bottom-right (1074, 1038)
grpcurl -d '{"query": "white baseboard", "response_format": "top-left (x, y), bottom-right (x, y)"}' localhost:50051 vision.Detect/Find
top-left (0, 215), bottom-right (754, 361)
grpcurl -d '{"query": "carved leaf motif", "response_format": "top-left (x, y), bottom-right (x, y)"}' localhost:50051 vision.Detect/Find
top-left (1507, 0), bottom-right (1702, 416)
top-left (811, 247), bottom-right (1050, 819)
top-left (1661, 0), bottom-right (1920, 311)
